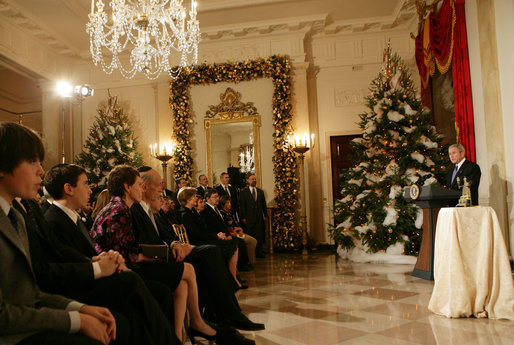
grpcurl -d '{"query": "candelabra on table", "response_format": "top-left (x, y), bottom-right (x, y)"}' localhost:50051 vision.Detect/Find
top-left (290, 134), bottom-right (315, 256)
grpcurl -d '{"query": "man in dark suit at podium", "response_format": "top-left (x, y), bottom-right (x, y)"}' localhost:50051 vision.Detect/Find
top-left (446, 144), bottom-right (481, 206)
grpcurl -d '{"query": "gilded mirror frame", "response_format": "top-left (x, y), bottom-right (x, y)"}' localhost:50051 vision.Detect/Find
top-left (204, 115), bottom-right (262, 187)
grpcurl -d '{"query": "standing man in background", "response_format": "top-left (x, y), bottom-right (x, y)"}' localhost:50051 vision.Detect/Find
top-left (216, 172), bottom-right (239, 217)
top-left (196, 174), bottom-right (209, 199)
top-left (239, 173), bottom-right (267, 258)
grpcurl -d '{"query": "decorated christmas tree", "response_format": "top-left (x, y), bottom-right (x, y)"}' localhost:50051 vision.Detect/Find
top-left (75, 92), bottom-right (144, 197)
top-left (329, 44), bottom-right (449, 256)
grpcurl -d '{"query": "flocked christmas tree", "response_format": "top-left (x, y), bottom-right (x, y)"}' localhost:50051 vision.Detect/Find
top-left (328, 44), bottom-right (449, 256)
top-left (75, 92), bottom-right (143, 197)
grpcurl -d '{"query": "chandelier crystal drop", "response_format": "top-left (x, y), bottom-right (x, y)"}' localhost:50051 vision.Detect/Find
top-left (87, 0), bottom-right (200, 80)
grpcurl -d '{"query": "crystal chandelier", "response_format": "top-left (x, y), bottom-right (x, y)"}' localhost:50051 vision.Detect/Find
top-left (87, 0), bottom-right (200, 80)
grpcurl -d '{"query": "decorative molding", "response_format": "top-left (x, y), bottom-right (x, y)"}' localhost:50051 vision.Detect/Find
top-left (205, 88), bottom-right (258, 119)
top-left (312, 33), bottom-right (415, 68)
top-left (317, 0), bottom-right (417, 35)
top-left (334, 88), bottom-right (367, 107)
top-left (198, 0), bottom-right (295, 12)
top-left (0, 4), bottom-right (74, 79)
top-left (201, 14), bottom-right (327, 41)
top-left (0, 0), bottom-right (83, 60)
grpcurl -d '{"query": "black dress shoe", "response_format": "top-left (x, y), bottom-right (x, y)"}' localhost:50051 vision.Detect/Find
top-left (188, 326), bottom-right (255, 345)
top-left (217, 326), bottom-right (256, 345)
top-left (229, 319), bottom-right (265, 331)
top-left (239, 264), bottom-right (254, 272)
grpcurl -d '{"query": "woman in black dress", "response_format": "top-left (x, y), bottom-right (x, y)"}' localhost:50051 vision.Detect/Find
top-left (178, 187), bottom-right (244, 288)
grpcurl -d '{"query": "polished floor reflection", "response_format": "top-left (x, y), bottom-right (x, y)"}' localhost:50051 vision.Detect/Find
top-left (192, 252), bottom-right (513, 344)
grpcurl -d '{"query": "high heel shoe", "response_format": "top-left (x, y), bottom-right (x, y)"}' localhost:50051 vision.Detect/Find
top-left (187, 327), bottom-right (215, 344)
top-left (216, 326), bottom-right (256, 345)
top-left (187, 326), bottom-right (256, 345)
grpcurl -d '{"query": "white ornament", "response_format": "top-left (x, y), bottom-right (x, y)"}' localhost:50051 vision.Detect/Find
top-left (411, 152), bottom-right (425, 163)
top-left (387, 111), bottom-right (404, 122)
top-left (402, 103), bottom-right (417, 115)
top-left (402, 126), bottom-right (416, 133)
top-left (383, 206), bottom-right (398, 226)
top-left (364, 121), bottom-right (376, 134)
top-left (348, 179), bottom-right (363, 186)
top-left (425, 157), bottom-right (435, 167)
top-left (420, 135), bottom-right (438, 149)
top-left (389, 185), bottom-right (403, 199)
top-left (385, 161), bottom-right (399, 176)
top-left (107, 125), bottom-right (116, 136)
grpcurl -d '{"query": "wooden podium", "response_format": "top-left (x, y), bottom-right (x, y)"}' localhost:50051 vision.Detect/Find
top-left (404, 185), bottom-right (460, 280)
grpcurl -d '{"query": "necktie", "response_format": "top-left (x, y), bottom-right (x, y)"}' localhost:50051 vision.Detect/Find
top-left (252, 187), bottom-right (257, 201)
top-left (215, 207), bottom-right (223, 220)
top-left (225, 186), bottom-right (230, 197)
top-left (148, 208), bottom-right (160, 235)
top-left (77, 217), bottom-right (95, 249)
top-left (451, 165), bottom-right (459, 184)
top-left (8, 207), bottom-right (19, 233)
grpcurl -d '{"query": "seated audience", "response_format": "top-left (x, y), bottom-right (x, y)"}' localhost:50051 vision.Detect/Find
top-left (13, 196), bottom-right (179, 345)
top-left (133, 167), bottom-right (263, 333)
top-left (159, 196), bottom-right (179, 225)
top-left (178, 187), bottom-right (247, 288)
top-left (196, 174), bottom-right (209, 199)
top-left (219, 195), bottom-right (257, 266)
top-left (91, 189), bottom-right (111, 219)
top-left (43, 164), bottom-right (215, 343)
top-left (78, 201), bottom-right (94, 230)
top-left (0, 122), bottom-right (116, 345)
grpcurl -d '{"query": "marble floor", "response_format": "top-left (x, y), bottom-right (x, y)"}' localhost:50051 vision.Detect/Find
top-left (192, 252), bottom-right (513, 345)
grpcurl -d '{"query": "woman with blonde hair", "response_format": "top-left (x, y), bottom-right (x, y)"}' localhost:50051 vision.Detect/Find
top-left (91, 189), bottom-right (111, 218)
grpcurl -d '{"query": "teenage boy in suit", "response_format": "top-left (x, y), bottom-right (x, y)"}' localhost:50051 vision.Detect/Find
top-left (0, 122), bottom-right (116, 345)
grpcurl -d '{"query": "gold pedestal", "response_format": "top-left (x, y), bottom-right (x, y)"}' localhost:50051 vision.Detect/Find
top-left (154, 154), bottom-right (173, 186)
top-left (293, 145), bottom-right (310, 256)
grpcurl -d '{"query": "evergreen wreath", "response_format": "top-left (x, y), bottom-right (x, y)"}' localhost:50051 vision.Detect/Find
top-left (169, 55), bottom-right (301, 249)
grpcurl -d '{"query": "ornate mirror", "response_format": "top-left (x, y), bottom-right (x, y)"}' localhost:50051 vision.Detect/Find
top-left (204, 88), bottom-right (262, 187)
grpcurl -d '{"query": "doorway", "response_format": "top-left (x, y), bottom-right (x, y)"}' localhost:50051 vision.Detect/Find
top-left (330, 135), bottom-right (361, 212)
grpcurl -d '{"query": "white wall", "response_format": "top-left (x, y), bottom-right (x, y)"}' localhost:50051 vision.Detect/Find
top-left (494, 0), bottom-right (514, 255)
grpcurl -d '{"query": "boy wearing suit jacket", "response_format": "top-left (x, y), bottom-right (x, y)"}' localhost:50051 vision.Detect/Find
top-left (0, 122), bottom-right (115, 345)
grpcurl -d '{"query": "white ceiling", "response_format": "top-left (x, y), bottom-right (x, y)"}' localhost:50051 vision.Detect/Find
top-left (3, 0), bottom-right (408, 59)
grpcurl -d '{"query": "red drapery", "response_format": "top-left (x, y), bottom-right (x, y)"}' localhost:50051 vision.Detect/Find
top-left (415, 0), bottom-right (476, 162)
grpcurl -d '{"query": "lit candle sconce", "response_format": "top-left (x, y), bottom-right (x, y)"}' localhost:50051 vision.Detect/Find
top-left (287, 133), bottom-right (315, 150)
top-left (150, 140), bottom-right (177, 187)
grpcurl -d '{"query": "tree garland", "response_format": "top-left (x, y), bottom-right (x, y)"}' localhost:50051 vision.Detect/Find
top-left (169, 55), bottom-right (301, 249)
